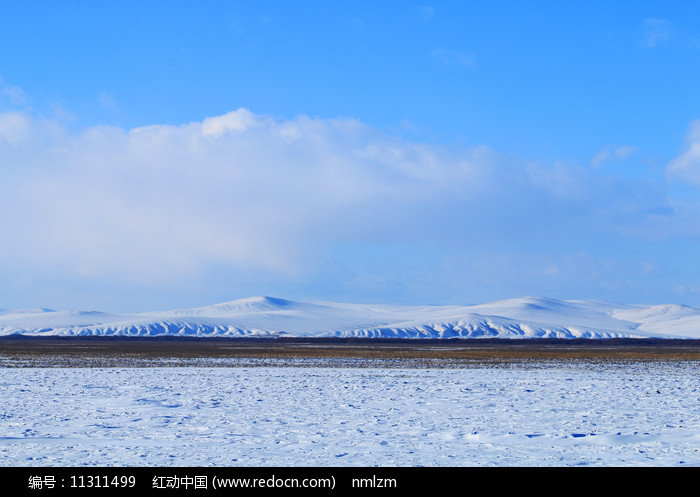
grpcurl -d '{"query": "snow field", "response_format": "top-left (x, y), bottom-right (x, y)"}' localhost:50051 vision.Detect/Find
top-left (5, 295), bottom-right (700, 338)
top-left (1, 363), bottom-right (699, 466)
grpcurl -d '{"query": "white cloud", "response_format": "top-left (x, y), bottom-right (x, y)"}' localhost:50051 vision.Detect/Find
top-left (430, 48), bottom-right (476, 68)
top-left (97, 91), bottom-right (118, 111)
top-left (201, 108), bottom-right (259, 137)
top-left (0, 111), bottom-right (31, 145)
top-left (667, 120), bottom-right (700, 187)
top-left (590, 144), bottom-right (637, 168)
top-left (0, 109), bottom-right (497, 283)
top-left (1, 85), bottom-right (26, 106)
top-left (641, 18), bottom-right (675, 48)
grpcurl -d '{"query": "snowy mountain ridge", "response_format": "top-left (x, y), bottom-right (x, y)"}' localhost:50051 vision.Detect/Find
top-left (1, 296), bottom-right (700, 339)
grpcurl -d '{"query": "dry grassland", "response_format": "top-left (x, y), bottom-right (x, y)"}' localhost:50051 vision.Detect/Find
top-left (2, 336), bottom-right (700, 367)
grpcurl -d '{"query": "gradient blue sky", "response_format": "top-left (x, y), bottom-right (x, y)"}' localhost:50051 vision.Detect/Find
top-left (2, 1), bottom-right (700, 312)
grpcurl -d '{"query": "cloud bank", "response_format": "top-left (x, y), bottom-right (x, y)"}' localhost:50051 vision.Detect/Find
top-left (0, 108), bottom-right (495, 281)
top-left (0, 106), bottom-right (698, 308)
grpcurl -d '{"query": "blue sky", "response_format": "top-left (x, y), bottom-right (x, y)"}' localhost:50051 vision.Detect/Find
top-left (2, 1), bottom-right (700, 312)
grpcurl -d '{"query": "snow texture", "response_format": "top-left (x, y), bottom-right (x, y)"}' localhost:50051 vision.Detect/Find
top-left (1, 363), bottom-right (699, 466)
top-left (2, 295), bottom-right (700, 339)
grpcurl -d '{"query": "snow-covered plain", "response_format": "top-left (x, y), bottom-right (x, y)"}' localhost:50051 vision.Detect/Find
top-left (1, 362), bottom-right (699, 466)
top-left (3, 295), bottom-right (700, 338)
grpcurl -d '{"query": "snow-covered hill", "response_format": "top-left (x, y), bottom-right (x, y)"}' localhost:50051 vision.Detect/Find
top-left (1, 296), bottom-right (699, 339)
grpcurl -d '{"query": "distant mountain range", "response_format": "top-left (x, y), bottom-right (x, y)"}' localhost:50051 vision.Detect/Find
top-left (1, 296), bottom-right (699, 339)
